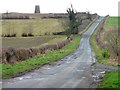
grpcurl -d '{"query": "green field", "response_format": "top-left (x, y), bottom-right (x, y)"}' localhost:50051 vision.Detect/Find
top-left (0, 19), bottom-right (64, 36)
top-left (98, 71), bottom-right (120, 88)
top-left (105, 17), bottom-right (120, 27)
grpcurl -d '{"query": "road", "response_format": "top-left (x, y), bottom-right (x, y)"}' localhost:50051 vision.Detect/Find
top-left (2, 17), bottom-right (106, 88)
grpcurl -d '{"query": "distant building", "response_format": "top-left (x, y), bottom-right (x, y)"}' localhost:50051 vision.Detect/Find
top-left (34, 5), bottom-right (40, 13)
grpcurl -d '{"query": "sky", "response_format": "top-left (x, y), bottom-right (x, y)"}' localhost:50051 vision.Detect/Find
top-left (0, 0), bottom-right (119, 16)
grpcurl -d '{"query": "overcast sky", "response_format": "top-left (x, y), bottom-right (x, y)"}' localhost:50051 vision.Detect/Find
top-left (0, 0), bottom-right (119, 16)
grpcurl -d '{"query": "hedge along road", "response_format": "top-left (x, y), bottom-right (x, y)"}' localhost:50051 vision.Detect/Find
top-left (3, 17), bottom-right (104, 88)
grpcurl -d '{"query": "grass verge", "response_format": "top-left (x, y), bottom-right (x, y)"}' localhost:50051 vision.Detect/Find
top-left (90, 17), bottom-right (119, 88)
top-left (98, 71), bottom-right (120, 88)
top-left (90, 29), bottom-right (107, 64)
top-left (2, 35), bottom-right (80, 79)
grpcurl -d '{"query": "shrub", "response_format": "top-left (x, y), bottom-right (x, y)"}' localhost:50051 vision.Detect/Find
top-left (21, 33), bottom-right (34, 37)
top-left (28, 33), bottom-right (34, 37)
top-left (30, 48), bottom-right (39, 56)
top-left (5, 47), bottom-right (16, 64)
top-left (15, 48), bottom-right (33, 62)
top-left (52, 32), bottom-right (65, 35)
top-left (102, 48), bottom-right (110, 59)
top-left (21, 33), bottom-right (28, 37)
top-left (50, 44), bottom-right (58, 50)
top-left (1, 33), bottom-right (17, 37)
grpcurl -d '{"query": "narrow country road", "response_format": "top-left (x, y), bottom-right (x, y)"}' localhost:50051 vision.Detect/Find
top-left (3, 17), bottom-right (111, 88)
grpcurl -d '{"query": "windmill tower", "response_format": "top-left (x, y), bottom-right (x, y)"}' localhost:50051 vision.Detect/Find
top-left (34, 5), bottom-right (40, 13)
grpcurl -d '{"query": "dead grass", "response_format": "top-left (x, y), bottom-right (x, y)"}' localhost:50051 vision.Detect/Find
top-left (106, 59), bottom-right (118, 66)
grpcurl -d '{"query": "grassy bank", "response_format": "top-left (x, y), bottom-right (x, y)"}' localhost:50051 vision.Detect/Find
top-left (99, 17), bottom-right (119, 88)
top-left (104, 17), bottom-right (119, 66)
top-left (98, 71), bottom-right (120, 88)
top-left (2, 35), bottom-right (80, 79)
top-left (90, 17), bottom-right (119, 88)
top-left (90, 16), bottom-right (119, 64)
top-left (90, 27), bottom-right (107, 64)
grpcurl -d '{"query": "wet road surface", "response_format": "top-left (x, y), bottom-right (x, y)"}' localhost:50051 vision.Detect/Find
top-left (2, 17), bottom-right (117, 88)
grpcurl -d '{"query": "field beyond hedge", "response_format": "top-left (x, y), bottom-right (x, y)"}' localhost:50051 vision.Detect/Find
top-left (105, 17), bottom-right (120, 27)
top-left (2, 36), bottom-right (66, 48)
top-left (0, 19), bottom-right (64, 36)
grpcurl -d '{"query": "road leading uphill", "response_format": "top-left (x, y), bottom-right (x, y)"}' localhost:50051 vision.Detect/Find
top-left (3, 17), bottom-right (109, 88)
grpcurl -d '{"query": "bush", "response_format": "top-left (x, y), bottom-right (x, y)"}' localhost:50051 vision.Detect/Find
top-left (5, 47), bottom-right (16, 64)
top-left (21, 33), bottom-right (28, 37)
top-left (102, 48), bottom-right (110, 59)
top-left (15, 48), bottom-right (34, 62)
top-left (28, 33), bottom-right (34, 37)
top-left (21, 33), bottom-right (34, 37)
top-left (2, 33), bottom-right (17, 37)
top-left (52, 32), bottom-right (65, 35)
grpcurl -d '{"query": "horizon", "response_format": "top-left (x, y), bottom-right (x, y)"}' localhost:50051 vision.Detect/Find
top-left (0, 0), bottom-right (119, 16)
